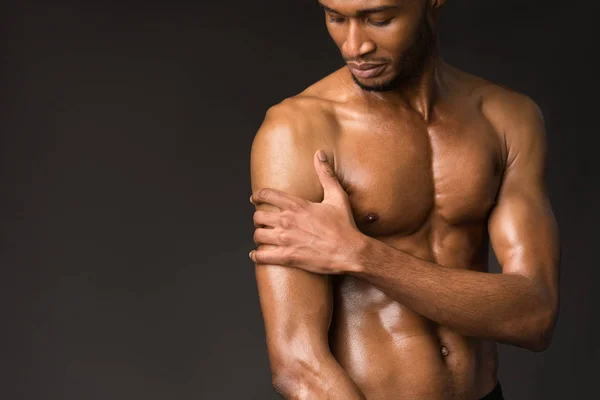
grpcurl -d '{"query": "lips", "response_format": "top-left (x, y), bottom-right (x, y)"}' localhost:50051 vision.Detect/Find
top-left (348, 63), bottom-right (387, 78)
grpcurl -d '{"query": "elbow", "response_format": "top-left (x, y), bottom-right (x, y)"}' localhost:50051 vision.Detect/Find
top-left (525, 330), bottom-right (554, 353)
top-left (270, 359), bottom-right (302, 398)
top-left (520, 302), bottom-right (559, 353)
top-left (527, 311), bottom-right (558, 352)
top-left (269, 350), bottom-right (325, 399)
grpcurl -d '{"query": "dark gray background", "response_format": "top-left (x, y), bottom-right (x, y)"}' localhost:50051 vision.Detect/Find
top-left (2, 1), bottom-right (598, 399)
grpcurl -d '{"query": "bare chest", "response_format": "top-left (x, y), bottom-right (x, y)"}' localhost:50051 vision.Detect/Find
top-left (333, 114), bottom-right (505, 237)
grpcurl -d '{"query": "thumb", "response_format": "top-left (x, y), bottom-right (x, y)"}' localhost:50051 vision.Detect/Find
top-left (314, 149), bottom-right (346, 203)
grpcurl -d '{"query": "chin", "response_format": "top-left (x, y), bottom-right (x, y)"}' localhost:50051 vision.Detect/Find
top-left (352, 72), bottom-right (401, 92)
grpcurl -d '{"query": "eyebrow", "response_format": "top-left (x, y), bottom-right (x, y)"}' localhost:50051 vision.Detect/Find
top-left (318, 2), bottom-right (400, 16)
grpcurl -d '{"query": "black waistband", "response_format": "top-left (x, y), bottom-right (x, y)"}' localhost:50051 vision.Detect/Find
top-left (479, 381), bottom-right (504, 400)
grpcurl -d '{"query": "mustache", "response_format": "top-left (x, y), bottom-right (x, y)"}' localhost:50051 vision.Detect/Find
top-left (344, 57), bottom-right (392, 63)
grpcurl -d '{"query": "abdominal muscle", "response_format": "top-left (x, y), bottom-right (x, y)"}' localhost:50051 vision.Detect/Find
top-left (329, 274), bottom-right (499, 400)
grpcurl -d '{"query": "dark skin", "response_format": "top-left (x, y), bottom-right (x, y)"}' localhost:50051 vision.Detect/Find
top-left (249, 1), bottom-right (560, 399)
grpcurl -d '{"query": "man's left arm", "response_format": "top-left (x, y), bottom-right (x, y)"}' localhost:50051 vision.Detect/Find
top-left (350, 97), bottom-right (560, 351)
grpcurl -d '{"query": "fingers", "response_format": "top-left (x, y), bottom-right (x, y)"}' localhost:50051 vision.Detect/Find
top-left (314, 149), bottom-right (337, 178)
top-left (253, 227), bottom-right (289, 246)
top-left (250, 188), bottom-right (307, 211)
top-left (249, 246), bottom-right (293, 265)
top-left (253, 209), bottom-right (280, 228)
top-left (313, 150), bottom-right (346, 203)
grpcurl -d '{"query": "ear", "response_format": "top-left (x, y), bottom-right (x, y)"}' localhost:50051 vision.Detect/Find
top-left (431, 0), bottom-right (447, 8)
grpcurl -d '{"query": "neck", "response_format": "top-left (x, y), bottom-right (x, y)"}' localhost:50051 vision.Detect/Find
top-left (353, 42), bottom-right (447, 122)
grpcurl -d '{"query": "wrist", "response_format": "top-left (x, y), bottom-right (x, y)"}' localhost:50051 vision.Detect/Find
top-left (346, 232), bottom-right (371, 274)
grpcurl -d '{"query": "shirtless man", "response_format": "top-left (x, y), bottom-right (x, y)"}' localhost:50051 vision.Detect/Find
top-left (248, 1), bottom-right (560, 399)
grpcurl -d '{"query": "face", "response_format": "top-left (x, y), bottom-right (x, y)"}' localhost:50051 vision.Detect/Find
top-left (319, 0), bottom-right (435, 92)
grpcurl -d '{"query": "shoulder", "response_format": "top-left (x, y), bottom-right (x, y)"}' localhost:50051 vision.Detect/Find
top-left (448, 66), bottom-right (547, 172)
top-left (448, 66), bottom-right (543, 131)
top-left (251, 71), bottom-right (344, 166)
top-left (470, 78), bottom-right (546, 168)
top-left (252, 94), bottom-right (336, 162)
top-left (250, 85), bottom-right (341, 198)
top-left (259, 95), bottom-right (334, 139)
top-left (479, 82), bottom-right (544, 135)
top-left (259, 68), bottom-right (346, 134)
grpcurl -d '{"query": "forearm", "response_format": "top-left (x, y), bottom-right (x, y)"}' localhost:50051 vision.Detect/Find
top-left (350, 236), bottom-right (556, 350)
top-left (272, 351), bottom-right (365, 400)
top-left (256, 263), bottom-right (364, 399)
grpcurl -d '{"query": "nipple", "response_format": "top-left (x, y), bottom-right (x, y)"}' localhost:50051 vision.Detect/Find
top-left (364, 213), bottom-right (379, 223)
top-left (441, 345), bottom-right (449, 357)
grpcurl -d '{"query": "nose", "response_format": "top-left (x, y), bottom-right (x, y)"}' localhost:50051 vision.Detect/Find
top-left (342, 20), bottom-right (375, 59)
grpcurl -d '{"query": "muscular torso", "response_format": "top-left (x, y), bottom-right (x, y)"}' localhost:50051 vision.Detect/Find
top-left (297, 66), bottom-right (507, 399)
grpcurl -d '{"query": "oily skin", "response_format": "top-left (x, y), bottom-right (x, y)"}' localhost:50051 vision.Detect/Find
top-left (249, 1), bottom-right (560, 399)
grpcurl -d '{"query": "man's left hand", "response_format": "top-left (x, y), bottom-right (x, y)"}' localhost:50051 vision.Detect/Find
top-left (249, 150), bottom-right (365, 274)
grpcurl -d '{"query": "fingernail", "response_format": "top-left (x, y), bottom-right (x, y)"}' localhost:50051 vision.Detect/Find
top-left (317, 150), bottom-right (327, 162)
top-left (249, 195), bottom-right (253, 204)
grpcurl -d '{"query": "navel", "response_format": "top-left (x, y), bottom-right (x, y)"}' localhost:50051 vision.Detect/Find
top-left (364, 212), bottom-right (379, 223)
top-left (441, 345), bottom-right (449, 357)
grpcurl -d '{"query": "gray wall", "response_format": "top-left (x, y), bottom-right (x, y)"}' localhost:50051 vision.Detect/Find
top-left (1, 1), bottom-right (598, 399)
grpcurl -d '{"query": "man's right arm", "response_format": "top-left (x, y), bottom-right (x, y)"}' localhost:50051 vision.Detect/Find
top-left (250, 102), bottom-right (365, 399)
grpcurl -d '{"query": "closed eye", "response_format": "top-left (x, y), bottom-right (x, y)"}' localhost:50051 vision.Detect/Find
top-left (368, 19), bottom-right (393, 27)
top-left (329, 16), bottom-right (346, 23)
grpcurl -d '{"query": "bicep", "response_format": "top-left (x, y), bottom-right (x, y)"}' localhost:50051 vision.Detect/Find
top-left (488, 186), bottom-right (559, 295)
top-left (250, 106), bottom-right (333, 365)
top-left (487, 97), bottom-right (560, 301)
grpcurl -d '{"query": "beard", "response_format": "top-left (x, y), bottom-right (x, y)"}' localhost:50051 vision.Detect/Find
top-left (350, 12), bottom-right (435, 92)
